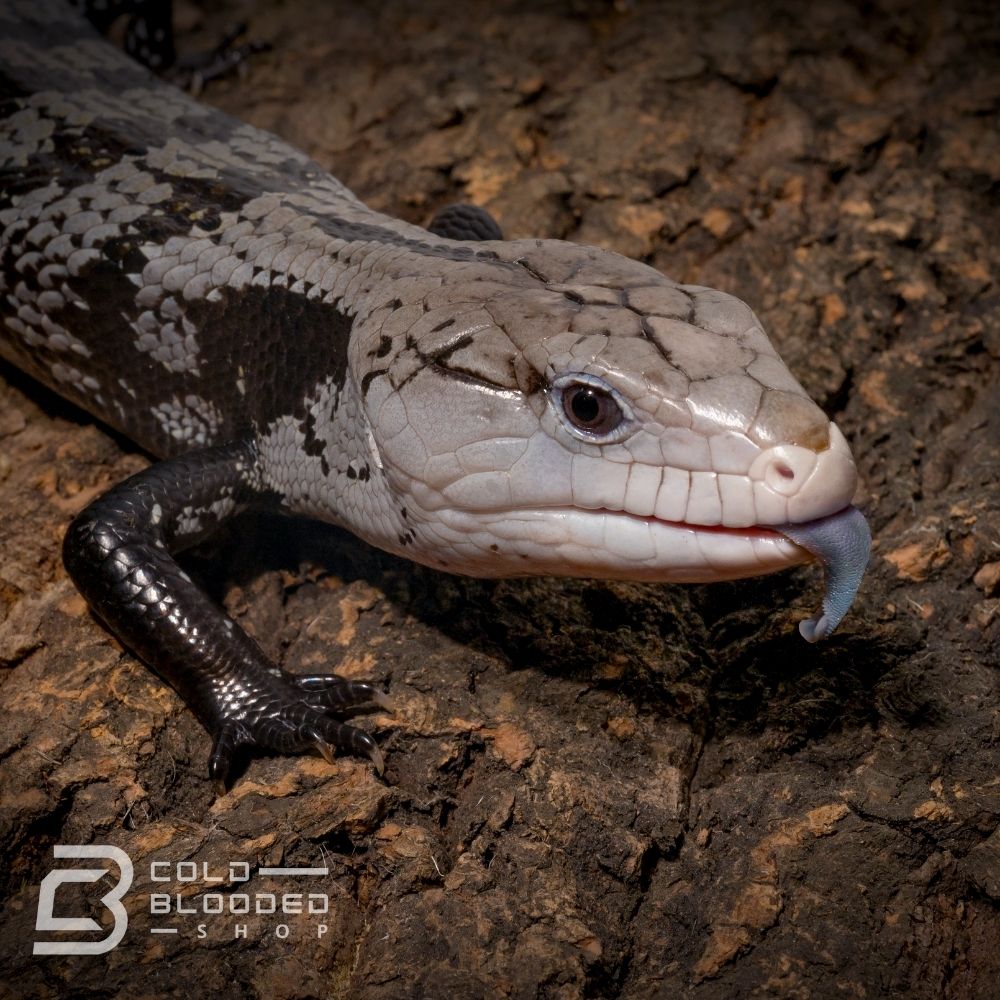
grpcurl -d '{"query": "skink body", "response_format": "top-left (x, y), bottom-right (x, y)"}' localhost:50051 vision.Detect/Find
top-left (0, 0), bottom-right (870, 786)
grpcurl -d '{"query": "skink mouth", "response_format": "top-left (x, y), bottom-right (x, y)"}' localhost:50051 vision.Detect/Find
top-left (426, 501), bottom-right (869, 639)
top-left (473, 502), bottom-right (810, 583)
top-left (599, 509), bottom-right (785, 542)
top-left (597, 504), bottom-right (872, 641)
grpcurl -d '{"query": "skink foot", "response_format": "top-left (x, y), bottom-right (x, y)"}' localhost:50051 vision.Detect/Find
top-left (206, 678), bottom-right (388, 794)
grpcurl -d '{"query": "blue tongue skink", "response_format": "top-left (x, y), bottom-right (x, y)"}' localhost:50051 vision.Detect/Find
top-left (0, 0), bottom-right (874, 786)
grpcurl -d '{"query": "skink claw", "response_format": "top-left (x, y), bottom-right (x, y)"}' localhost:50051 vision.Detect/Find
top-left (370, 689), bottom-right (396, 714)
top-left (366, 744), bottom-right (386, 777)
top-left (303, 726), bottom-right (339, 765)
top-left (208, 721), bottom-right (246, 796)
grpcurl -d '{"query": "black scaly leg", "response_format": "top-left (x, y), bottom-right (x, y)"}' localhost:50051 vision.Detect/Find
top-left (78, 0), bottom-right (270, 88)
top-left (78, 0), bottom-right (176, 70)
top-left (427, 204), bottom-right (504, 241)
top-left (173, 22), bottom-right (273, 96)
top-left (62, 437), bottom-right (388, 792)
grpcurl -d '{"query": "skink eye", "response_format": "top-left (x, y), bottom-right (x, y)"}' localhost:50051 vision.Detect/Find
top-left (563, 384), bottom-right (620, 433)
top-left (551, 375), bottom-right (631, 441)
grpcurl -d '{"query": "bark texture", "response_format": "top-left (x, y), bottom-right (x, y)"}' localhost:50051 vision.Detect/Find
top-left (1, 1), bottom-right (998, 997)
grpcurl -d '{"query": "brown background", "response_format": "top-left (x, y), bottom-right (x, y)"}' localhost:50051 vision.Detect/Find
top-left (1, 0), bottom-right (998, 997)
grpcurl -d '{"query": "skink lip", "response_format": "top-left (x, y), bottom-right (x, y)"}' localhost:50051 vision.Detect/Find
top-left (455, 501), bottom-right (848, 554)
top-left (592, 503), bottom-right (866, 553)
top-left (423, 502), bottom-right (815, 584)
top-left (584, 506), bottom-right (801, 545)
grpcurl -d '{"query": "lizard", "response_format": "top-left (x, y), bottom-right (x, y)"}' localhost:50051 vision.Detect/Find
top-left (0, 0), bottom-right (872, 791)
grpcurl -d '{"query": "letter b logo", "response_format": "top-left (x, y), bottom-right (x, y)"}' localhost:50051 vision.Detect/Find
top-left (34, 845), bottom-right (133, 955)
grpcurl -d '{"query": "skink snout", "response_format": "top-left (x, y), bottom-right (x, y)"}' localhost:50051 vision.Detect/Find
top-left (749, 422), bottom-right (858, 524)
top-left (741, 422), bottom-right (868, 640)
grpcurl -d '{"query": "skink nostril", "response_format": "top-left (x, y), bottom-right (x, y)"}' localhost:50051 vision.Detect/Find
top-left (750, 445), bottom-right (819, 498)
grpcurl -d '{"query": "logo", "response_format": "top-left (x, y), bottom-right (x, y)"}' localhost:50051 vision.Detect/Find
top-left (33, 845), bottom-right (134, 956)
top-left (33, 846), bottom-right (332, 952)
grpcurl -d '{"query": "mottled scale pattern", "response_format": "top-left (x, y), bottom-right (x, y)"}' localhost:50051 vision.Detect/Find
top-left (0, 0), bottom-right (864, 782)
top-left (2, 1), bottom-right (828, 528)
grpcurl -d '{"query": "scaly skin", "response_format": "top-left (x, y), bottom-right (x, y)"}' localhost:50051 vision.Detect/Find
top-left (0, 0), bottom-right (866, 787)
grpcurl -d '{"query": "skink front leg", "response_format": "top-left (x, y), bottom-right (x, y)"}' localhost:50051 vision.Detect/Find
top-left (62, 437), bottom-right (387, 792)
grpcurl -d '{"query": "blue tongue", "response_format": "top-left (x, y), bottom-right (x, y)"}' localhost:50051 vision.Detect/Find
top-left (779, 506), bottom-right (872, 642)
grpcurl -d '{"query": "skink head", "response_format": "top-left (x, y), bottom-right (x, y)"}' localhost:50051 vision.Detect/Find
top-left (358, 239), bottom-right (862, 608)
